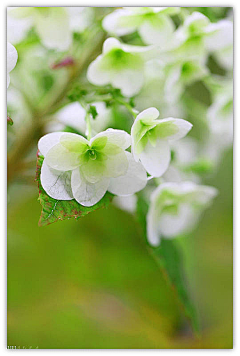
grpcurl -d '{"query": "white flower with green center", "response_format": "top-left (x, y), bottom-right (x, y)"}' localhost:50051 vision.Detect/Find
top-left (8, 7), bottom-right (72, 51)
top-left (87, 37), bottom-right (155, 97)
top-left (7, 42), bottom-right (18, 88)
top-left (131, 108), bottom-right (192, 177)
top-left (103, 7), bottom-right (179, 49)
top-left (173, 12), bottom-right (233, 62)
top-left (147, 182), bottom-right (218, 246)
top-left (38, 130), bottom-right (147, 207)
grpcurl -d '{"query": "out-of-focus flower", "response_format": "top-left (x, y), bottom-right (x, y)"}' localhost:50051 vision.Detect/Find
top-left (7, 8), bottom-right (33, 44)
top-left (103, 7), bottom-right (179, 49)
top-left (207, 83), bottom-right (233, 147)
top-left (113, 194), bottom-right (137, 213)
top-left (38, 130), bottom-right (147, 206)
top-left (7, 42), bottom-right (18, 88)
top-left (131, 107), bottom-right (192, 177)
top-left (8, 7), bottom-right (71, 51)
top-left (205, 20), bottom-right (233, 70)
top-left (67, 7), bottom-right (94, 33)
top-left (147, 181), bottom-right (218, 246)
top-left (87, 37), bottom-right (155, 97)
top-left (164, 58), bottom-right (209, 103)
top-left (172, 12), bottom-right (232, 63)
top-left (46, 101), bottom-right (112, 136)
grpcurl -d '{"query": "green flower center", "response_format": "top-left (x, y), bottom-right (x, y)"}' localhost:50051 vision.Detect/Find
top-left (101, 48), bottom-right (143, 71)
top-left (88, 149), bottom-right (97, 160)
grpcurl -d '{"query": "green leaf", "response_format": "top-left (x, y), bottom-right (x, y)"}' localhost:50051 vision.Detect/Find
top-left (36, 154), bottom-right (113, 227)
top-left (136, 193), bottom-right (200, 336)
top-left (89, 105), bottom-right (98, 119)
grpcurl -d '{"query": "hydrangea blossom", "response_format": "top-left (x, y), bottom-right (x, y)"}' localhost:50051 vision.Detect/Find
top-left (147, 181), bottom-right (218, 246)
top-left (7, 42), bottom-right (18, 88)
top-left (103, 7), bottom-right (179, 49)
top-left (38, 130), bottom-right (147, 206)
top-left (131, 108), bottom-right (192, 177)
top-left (87, 37), bottom-right (155, 97)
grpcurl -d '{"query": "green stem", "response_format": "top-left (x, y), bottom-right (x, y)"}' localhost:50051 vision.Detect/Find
top-left (86, 112), bottom-right (92, 141)
top-left (116, 98), bottom-right (138, 119)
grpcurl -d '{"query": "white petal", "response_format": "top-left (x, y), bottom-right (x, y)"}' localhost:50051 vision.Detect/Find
top-left (91, 129), bottom-right (131, 150)
top-left (205, 20), bottom-right (233, 51)
top-left (139, 139), bottom-right (171, 177)
top-left (103, 37), bottom-right (121, 53)
top-left (102, 9), bottom-right (137, 36)
top-left (112, 68), bottom-right (144, 97)
top-left (7, 13), bottom-right (33, 44)
top-left (147, 200), bottom-right (161, 246)
top-left (134, 107), bottom-right (160, 123)
top-left (87, 56), bottom-right (111, 86)
top-left (108, 152), bottom-right (147, 195)
top-left (40, 160), bottom-right (73, 200)
top-left (71, 168), bottom-right (110, 207)
top-left (113, 195), bottom-right (137, 213)
top-left (7, 42), bottom-right (18, 74)
top-left (34, 7), bottom-right (71, 51)
top-left (55, 102), bottom-right (86, 134)
top-left (139, 16), bottom-right (175, 48)
top-left (159, 203), bottom-right (197, 237)
top-left (45, 143), bottom-right (81, 171)
top-left (38, 132), bottom-right (64, 157)
top-left (157, 118), bottom-right (193, 141)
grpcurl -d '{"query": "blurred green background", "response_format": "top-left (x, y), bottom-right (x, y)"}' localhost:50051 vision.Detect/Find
top-left (7, 147), bottom-right (232, 349)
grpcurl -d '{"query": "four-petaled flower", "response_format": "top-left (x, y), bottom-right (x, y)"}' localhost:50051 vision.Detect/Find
top-left (147, 181), bottom-right (218, 246)
top-left (131, 107), bottom-right (192, 177)
top-left (87, 37), bottom-right (155, 97)
top-left (38, 130), bottom-right (147, 207)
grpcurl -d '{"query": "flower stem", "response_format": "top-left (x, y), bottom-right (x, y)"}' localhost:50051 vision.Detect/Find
top-left (116, 98), bottom-right (138, 119)
top-left (86, 112), bottom-right (92, 141)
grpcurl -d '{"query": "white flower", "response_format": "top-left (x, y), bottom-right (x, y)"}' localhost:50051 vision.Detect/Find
top-left (87, 37), bottom-right (155, 97)
top-left (103, 7), bottom-right (180, 49)
top-left (7, 42), bottom-right (18, 88)
top-left (67, 7), bottom-right (94, 33)
top-left (131, 108), bottom-right (192, 177)
top-left (7, 8), bottom-right (33, 44)
top-left (47, 102), bottom-right (112, 136)
top-left (207, 84), bottom-right (233, 147)
top-left (173, 12), bottom-right (233, 64)
top-left (8, 7), bottom-right (72, 51)
top-left (205, 20), bottom-right (233, 71)
top-left (38, 130), bottom-right (147, 207)
top-left (147, 181), bottom-right (218, 246)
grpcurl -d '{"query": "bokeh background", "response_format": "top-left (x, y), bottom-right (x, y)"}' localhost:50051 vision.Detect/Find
top-left (7, 6), bottom-right (233, 349)
top-left (7, 147), bottom-right (232, 349)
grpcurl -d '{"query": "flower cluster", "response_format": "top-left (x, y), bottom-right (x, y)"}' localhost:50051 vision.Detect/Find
top-left (7, 7), bottom-right (232, 246)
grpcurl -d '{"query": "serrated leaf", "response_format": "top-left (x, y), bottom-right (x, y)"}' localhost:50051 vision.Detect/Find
top-left (136, 193), bottom-right (200, 335)
top-left (36, 154), bottom-right (113, 227)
